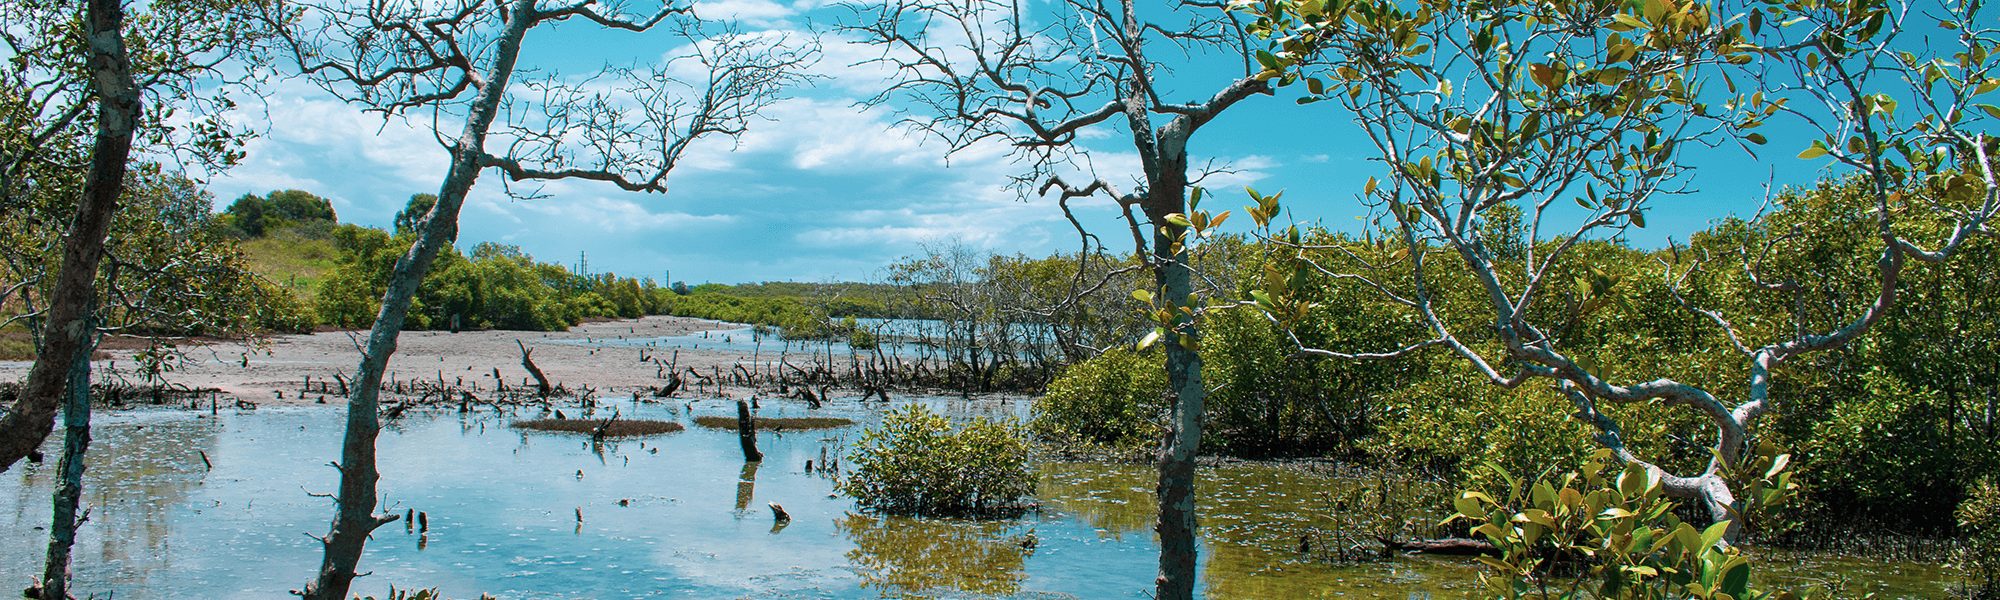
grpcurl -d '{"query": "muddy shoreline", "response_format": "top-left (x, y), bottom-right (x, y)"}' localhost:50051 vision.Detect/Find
top-left (0, 315), bottom-right (773, 407)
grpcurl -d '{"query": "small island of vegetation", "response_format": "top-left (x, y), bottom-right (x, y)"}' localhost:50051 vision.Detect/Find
top-left (508, 418), bottom-right (682, 437)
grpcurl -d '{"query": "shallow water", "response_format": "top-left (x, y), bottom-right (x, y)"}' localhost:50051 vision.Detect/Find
top-left (0, 399), bottom-right (1961, 599)
top-left (552, 319), bottom-right (1050, 361)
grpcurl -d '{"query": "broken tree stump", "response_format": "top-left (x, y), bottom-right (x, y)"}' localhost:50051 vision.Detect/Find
top-left (736, 399), bottom-right (762, 462)
top-left (518, 339), bottom-right (552, 397)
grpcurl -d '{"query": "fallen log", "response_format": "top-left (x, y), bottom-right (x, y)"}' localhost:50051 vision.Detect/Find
top-left (1378, 535), bottom-right (1499, 556)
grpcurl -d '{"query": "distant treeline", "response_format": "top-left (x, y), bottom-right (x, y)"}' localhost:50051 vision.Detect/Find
top-left (683, 281), bottom-right (908, 320)
top-left (310, 231), bottom-right (878, 337)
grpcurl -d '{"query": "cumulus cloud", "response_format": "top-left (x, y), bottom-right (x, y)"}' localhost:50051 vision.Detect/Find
top-left (693, 0), bottom-right (797, 24)
top-left (516, 195), bottom-right (737, 232)
top-left (209, 80), bottom-right (449, 225)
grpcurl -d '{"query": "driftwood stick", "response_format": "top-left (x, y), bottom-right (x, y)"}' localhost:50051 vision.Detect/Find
top-left (591, 409), bottom-right (621, 443)
top-left (1378, 535), bottom-right (1499, 556)
top-left (518, 340), bottom-right (552, 397)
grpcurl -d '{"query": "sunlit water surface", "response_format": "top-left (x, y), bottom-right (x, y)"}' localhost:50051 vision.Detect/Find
top-left (0, 399), bottom-right (1958, 599)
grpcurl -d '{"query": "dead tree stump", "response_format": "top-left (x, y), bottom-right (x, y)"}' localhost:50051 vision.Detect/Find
top-left (518, 340), bottom-right (552, 397)
top-left (736, 399), bottom-right (762, 462)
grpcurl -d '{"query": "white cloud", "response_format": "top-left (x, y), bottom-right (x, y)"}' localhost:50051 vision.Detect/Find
top-left (1300, 154), bottom-right (1330, 163)
top-left (210, 80), bottom-right (450, 224)
top-left (515, 194), bottom-right (737, 232)
top-left (467, 195), bottom-right (523, 224)
top-left (693, 0), bottom-right (799, 26)
top-left (1232, 154), bottom-right (1281, 170)
top-left (699, 98), bottom-right (940, 171)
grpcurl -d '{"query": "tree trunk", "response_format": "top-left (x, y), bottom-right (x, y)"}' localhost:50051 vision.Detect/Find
top-left (299, 4), bottom-right (535, 598)
top-left (1153, 252), bottom-right (1206, 600)
top-left (39, 326), bottom-right (98, 599)
top-left (1145, 141), bottom-right (1205, 600)
top-left (0, 0), bottom-right (139, 476)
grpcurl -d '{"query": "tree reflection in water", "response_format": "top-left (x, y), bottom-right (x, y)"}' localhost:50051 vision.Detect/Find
top-left (2, 417), bottom-right (219, 590)
top-left (736, 461), bottom-right (760, 512)
top-left (837, 513), bottom-right (1032, 596)
top-left (1035, 461), bottom-right (1156, 538)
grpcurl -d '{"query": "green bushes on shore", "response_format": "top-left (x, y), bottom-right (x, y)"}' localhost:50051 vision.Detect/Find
top-left (304, 222), bottom-right (843, 335)
top-left (1029, 175), bottom-right (2000, 534)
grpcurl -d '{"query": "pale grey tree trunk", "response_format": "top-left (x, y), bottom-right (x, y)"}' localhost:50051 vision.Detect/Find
top-left (841, 0), bottom-right (1271, 595)
top-left (1152, 265), bottom-right (1205, 599)
top-left (1125, 71), bottom-right (1268, 600)
top-left (298, 5), bottom-right (532, 599)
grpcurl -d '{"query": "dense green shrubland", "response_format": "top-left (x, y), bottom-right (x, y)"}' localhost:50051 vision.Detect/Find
top-left (1030, 175), bottom-right (1998, 532)
top-left (311, 228), bottom-right (686, 332)
top-left (1031, 346), bottom-right (1166, 449)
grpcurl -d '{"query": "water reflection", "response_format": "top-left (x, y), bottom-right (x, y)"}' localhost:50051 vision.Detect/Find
top-left (1037, 462), bottom-right (1155, 538)
top-left (735, 461), bottom-right (760, 512)
top-left (0, 406), bottom-right (1962, 599)
top-left (1035, 460), bottom-right (1481, 598)
top-left (1, 414), bottom-right (218, 594)
top-left (837, 513), bottom-right (1033, 597)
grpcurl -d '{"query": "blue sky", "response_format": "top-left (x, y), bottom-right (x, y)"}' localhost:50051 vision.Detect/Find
top-left (208, 0), bottom-right (1835, 285)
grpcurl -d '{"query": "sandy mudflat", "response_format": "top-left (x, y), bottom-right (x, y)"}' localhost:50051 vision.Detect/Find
top-left (0, 315), bottom-right (785, 407)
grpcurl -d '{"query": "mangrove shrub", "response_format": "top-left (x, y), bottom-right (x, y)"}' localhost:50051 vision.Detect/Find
top-left (1451, 448), bottom-right (1803, 599)
top-left (843, 405), bottom-right (1034, 516)
top-left (1031, 346), bottom-right (1166, 450)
